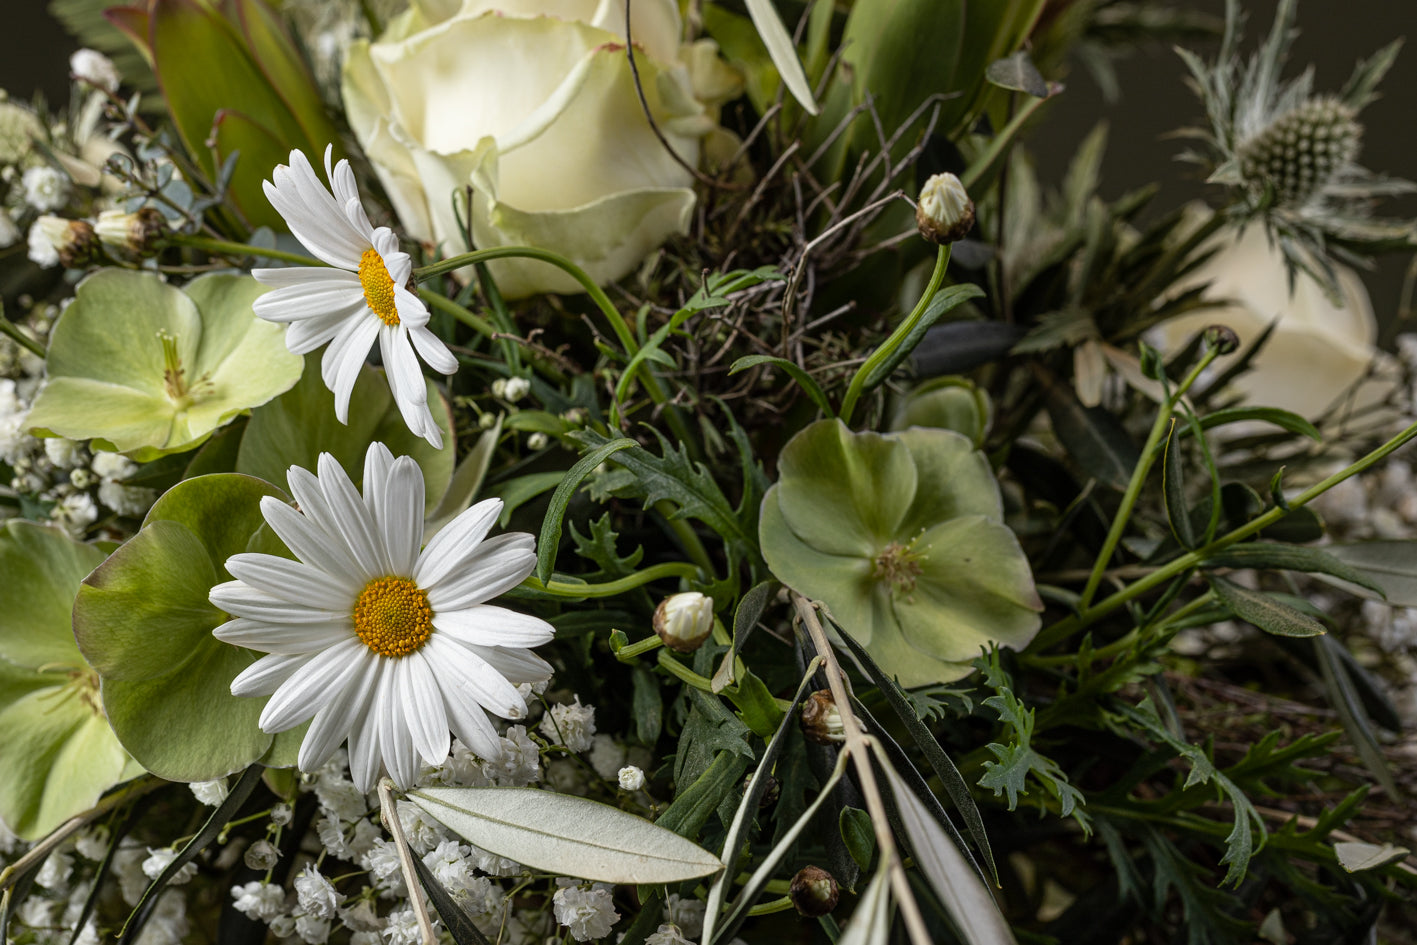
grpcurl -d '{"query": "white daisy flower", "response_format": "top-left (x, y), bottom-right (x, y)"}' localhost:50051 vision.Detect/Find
top-left (209, 442), bottom-right (554, 790)
top-left (252, 148), bottom-right (457, 449)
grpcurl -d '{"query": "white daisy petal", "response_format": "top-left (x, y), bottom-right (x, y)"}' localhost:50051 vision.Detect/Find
top-left (224, 553), bottom-right (359, 609)
top-left (299, 648), bottom-right (380, 771)
top-left (285, 305), bottom-right (364, 355)
top-left (229, 652), bottom-right (314, 697)
top-left (322, 316), bottom-right (381, 423)
top-left (431, 605), bottom-right (555, 649)
top-left (260, 638), bottom-right (368, 732)
top-left (408, 325), bottom-right (458, 375)
top-left (252, 265), bottom-right (355, 289)
top-left (402, 653), bottom-right (451, 766)
top-left (424, 635), bottom-right (527, 720)
top-left (415, 498), bottom-right (503, 586)
top-left (381, 665), bottom-right (420, 789)
top-left (381, 458), bottom-right (424, 576)
top-left (391, 285), bottom-right (431, 329)
top-left (465, 645), bottom-right (555, 686)
top-left (425, 533), bottom-right (536, 611)
top-left (209, 443), bottom-right (549, 788)
top-left (214, 615), bottom-right (351, 656)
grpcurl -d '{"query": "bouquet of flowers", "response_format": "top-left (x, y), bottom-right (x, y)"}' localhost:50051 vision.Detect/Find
top-left (1, 0), bottom-right (1415, 943)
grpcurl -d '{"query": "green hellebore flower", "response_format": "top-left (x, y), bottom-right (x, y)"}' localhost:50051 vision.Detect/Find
top-left (0, 521), bottom-right (144, 839)
top-left (760, 419), bottom-right (1042, 686)
top-left (26, 269), bottom-right (303, 461)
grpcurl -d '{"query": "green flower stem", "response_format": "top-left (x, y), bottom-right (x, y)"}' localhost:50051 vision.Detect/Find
top-left (839, 243), bottom-right (951, 426)
top-left (520, 561), bottom-right (702, 599)
top-left (162, 234), bottom-right (322, 268)
top-left (615, 635), bottom-right (664, 661)
top-left (0, 312), bottom-right (44, 359)
top-left (960, 93), bottom-right (1055, 192)
top-left (420, 290), bottom-right (497, 340)
top-left (656, 648), bottom-right (716, 692)
top-left (1077, 346), bottom-right (1221, 610)
top-left (657, 500), bottom-right (716, 577)
top-left (1036, 415), bottom-right (1417, 652)
top-left (747, 896), bottom-right (795, 917)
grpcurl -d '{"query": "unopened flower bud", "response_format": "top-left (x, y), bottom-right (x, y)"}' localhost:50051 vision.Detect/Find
top-left (526, 431), bottom-right (549, 450)
top-left (617, 765), bottom-right (645, 791)
top-left (502, 376), bottom-right (531, 401)
top-left (789, 866), bottom-right (840, 917)
top-left (653, 591), bottom-right (714, 653)
top-left (269, 803), bottom-right (293, 826)
top-left (244, 839), bottom-right (281, 870)
top-left (28, 216), bottom-right (96, 269)
top-left (799, 690), bottom-right (845, 745)
top-left (742, 773), bottom-right (780, 808)
top-left (95, 208), bottom-right (167, 256)
top-left (916, 172), bottom-right (974, 245)
top-left (70, 49), bottom-right (120, 93)
top-left (1202, 324), bottom-right (1240, 355)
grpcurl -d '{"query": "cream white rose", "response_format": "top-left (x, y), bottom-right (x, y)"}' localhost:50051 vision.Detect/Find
top-left (342, 0), bottom-right (739, 299)
top-left (1156, 223), bottom-right (1393, 420)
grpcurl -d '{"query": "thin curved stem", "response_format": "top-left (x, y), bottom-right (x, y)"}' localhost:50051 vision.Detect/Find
top-left (521, 560), bottom-right (701, 599)
top-left (839, 243), bottom-right (950, 426)
top-left (163, 234), bottom-right (321, 267)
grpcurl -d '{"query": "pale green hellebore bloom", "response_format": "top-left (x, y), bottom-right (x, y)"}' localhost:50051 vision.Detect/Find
top-left (761, 419), bottom-right (1043, 686)
top-left (0, 521), bottom-right (144, 839)
top-left (341, 0), bottom-right (740, 299)
top-left (26, 269), bottom-right (303, 461)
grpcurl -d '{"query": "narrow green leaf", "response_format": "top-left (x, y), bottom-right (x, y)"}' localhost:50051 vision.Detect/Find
top-left (1202, 542), bottom-right (1384, 596)
top-left (835, 867), bottom-right (890, 945)
top-left (1196, 406), bottom-right (1320, 442)
top-left (536, 438), bottom-right (635, 583)
top-left (860, 284), bottom-right (986, 391)
top-left (410, 854), bottom-right (493, 945)
top-left (1325, 541), bottom-right (1417, 605)
top-left (1044, 382), bottom-right (1138, 491)
top-left (1208, 576), bottom-right (1326, 637)
top-left (1313, 635), bottom-right (1398, 797)
top-left (840, 807), bottom-right (875, 872)
top-left (728, 356), bottom-right (831, 413)
top-left (409, 787), bottom-right (723, 884)
top-left (118, 765), bottom-right (263, 945)
top-left (1268, 465), bottom-right (1290, 511)
top-left (1335, 841), bottom-right (1410, 872)
top-left (1162, 418), bottom-right (1195, 549)
top-left (656, 751), bottom-right (749, 841)
top-left (712, 579), bottom-right (776, 692)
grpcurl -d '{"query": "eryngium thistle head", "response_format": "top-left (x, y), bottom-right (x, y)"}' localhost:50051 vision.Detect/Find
top-left (1237, 96), bottom-right (1360, 209)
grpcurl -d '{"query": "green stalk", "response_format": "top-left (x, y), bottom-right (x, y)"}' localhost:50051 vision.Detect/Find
top-left (421, 291), bottom-right (496, 340)
top-left (0, 314), bottom-right (44, 359)
top-left (839, 243), bottom-right (950, 425)
top-left (1035, 415), bottom-right (1417, 651)
top-left (163, 234), bottom-right (321, 267)
top-left (520, 561), bottom-right (701, 599)
top-left (1077, 345), bottom-right (1220, 610)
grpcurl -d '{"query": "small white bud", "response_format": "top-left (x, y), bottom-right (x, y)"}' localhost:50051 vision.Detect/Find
top-left (617, 765), bottom-right (645, 791)
top-left (503, 376), bottom-right (531, 401)
top-left (915, 172), bottom-right (974, 244)
top-left (94, 208), bottom-right (167, 256)
top-left (527, 431), bottom-right (549, 450)
top-left (653, 591), bottom-right (715, 653)
top-left (490, 378), bottom-right (508, 398)
top-left (70, 49), bottom-right (120, 93)
top-left (244, 839), bottom-right (281, 870)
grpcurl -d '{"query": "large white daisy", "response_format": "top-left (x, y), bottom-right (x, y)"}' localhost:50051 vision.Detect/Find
top-left (209, 442), bottom-right (554, 790)
top-left (253, 147), bottom-right (457, 449)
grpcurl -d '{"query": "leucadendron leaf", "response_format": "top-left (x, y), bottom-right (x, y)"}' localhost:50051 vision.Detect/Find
top-left (407, 787), bottom-right (723, 884)
top-left (0, 522), bottom-right (143, 839)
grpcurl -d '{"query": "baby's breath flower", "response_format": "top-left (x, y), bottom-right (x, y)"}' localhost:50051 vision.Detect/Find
top-left (142, 848), bottom-right (197, 884)
top-left (295, 864), bottom-right (341, 919)
top-left (296, 914), bottom-right (332, 945)
top-left (618, 765), bottom-right (646, 791)
top-left (244, 839), bottom-right (281, 871)
top-left (539, 696), bottom-right (596, 752)
top-left (21, 166), bottom-right (68, 212)
top-left (646, 924), bottom-right (695, 945)
top-left (553, 883), bottom-right (619, 942)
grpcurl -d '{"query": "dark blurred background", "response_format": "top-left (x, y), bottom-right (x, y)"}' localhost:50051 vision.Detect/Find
top-left (5, 1), bottom-right (1414, 328)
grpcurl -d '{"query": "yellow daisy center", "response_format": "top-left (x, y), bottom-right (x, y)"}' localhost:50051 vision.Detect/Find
top-left (353, 576), bottom-right (433, 658)
top-left (359, 248), bottom-right (400, 326)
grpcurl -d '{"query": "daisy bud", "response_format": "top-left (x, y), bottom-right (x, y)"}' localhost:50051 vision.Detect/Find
top-left (503, 376), bottom-right (531, 401)
top-left (70, 49), bottom-right (121, 93)
top-left (527, 432), bottom-right (549, 451)
top-left (1202, 324), bottom-right (1240, 355)
top-left (915, 172), bottom-right (974, 245)
top-left (27, 216), bottom-right (96, 269)
top-left (95, 208), bottom-right (167, 257)
top-left (617, 765), bottom-right (645, 791)
top-left (789, 866), bottom-right (840, 917)
top-left (653, 591), bottom-right (715, 653)
top-left (799, 690), bottom-right (846, 745)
